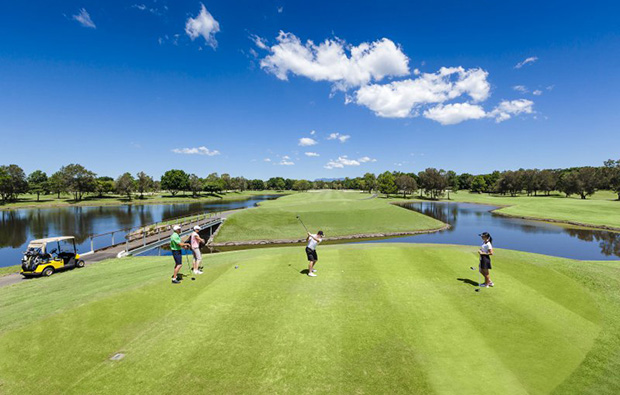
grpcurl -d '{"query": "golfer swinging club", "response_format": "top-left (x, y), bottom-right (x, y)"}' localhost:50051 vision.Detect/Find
top-left (306, 230), bottom-right (324, 277)
top-left (189, 225), bottom-right (205, 275)
top-left (478, 232), bottom-right (494, 288)
top-left (170, 225), bottom-right (189, 284)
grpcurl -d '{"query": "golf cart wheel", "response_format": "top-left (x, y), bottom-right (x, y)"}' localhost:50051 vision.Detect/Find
top-left (42, 267), bottom-right (54, 277)
top-left (76, 259), bottom-right (85, 268)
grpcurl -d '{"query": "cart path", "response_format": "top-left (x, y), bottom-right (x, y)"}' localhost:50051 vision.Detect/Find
top-left (0, 209), bottom-right (240, 289)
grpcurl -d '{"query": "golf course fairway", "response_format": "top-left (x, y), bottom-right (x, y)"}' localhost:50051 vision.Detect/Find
top-left (215, 190), bottom-right (445, 243)
top-left (1, 244), bottom-right (618, 394)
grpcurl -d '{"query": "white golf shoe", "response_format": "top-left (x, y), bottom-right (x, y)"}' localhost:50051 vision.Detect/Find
top-left (308, 272), bottom-right (317, 277)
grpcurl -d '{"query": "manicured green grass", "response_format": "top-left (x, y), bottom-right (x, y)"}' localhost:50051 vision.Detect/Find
top-left (0, 190), bottom-right (286, 211)
top-left (430, 190), bottom-right (620, 229)
top-left (216, 191), bottom-right (445, 242)
top-left (0, 265), bottom-right (19, 277)
top-left (0, 244), bottom-right (618, 394)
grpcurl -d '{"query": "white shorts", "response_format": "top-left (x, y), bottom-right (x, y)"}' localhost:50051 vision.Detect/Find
top-left (192, 248), bottom-right (202, 262)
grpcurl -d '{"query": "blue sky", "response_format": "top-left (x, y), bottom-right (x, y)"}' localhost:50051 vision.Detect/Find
top-left (0, 1), bottom-right (619, 180)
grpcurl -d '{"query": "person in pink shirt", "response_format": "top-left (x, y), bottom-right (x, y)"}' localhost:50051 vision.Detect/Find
top-left (189, 225), bottom-right (206, 274)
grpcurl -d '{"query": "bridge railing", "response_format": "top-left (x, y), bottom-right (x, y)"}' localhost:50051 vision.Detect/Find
top-left (84, 211), bottom-right (222, 255)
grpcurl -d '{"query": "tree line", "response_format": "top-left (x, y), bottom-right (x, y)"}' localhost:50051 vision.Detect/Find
top-left (1, 159), bottom-right (619, 203)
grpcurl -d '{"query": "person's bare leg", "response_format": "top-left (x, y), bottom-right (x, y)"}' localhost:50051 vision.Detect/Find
top-left (481, 268), bottom-right (490, 284)
top-left (308, 260), bottom-right (315, 274)
top-left (173, 265), bottom-right (181, 280)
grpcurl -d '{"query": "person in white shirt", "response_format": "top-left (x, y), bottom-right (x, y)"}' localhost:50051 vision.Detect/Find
top-left (189, 225), bottom-right (206, 275)
top-left (306, 230), bottom-right (324, 277)
top-left (478, 232), bottom-right (494, 287)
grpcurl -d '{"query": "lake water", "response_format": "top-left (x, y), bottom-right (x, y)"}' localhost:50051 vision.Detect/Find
top-left (361, 201), bottom-right (620, 261)
top-left (0, 195), bottom-right (280, 267)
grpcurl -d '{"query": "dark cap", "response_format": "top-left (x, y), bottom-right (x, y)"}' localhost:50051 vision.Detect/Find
top-left (317, 230), bottom-right (324, 236)
top-left (479, 232), bottom-right (491, 238)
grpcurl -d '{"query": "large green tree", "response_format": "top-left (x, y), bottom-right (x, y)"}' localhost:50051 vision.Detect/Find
top-left (60, 164), bottom-right (97, 201)
top-left (418, 168), bottom-right (447, 200)
top-left (48, 171), bottom-right (67, 199)
top-left (115, 173), bottom-right (135, 200)
top-left (604, 159), bottom-right (620, 200)
top-left (266, 177), bottom-right (286, 191)
top-left (204, 173), bottom-right (224, 194)
top-left (161, 169), bottom-right (189, 196)
top-left (95, 176), bottom-right (115, 197)
top-left (135, 171), bottom-right (154, 199)
top-left (27, 170), bottom-right (48, 202)
top-left (559, 167), bottom-right (598, 199)
top-left (470, 175), bottom-right (487, 193)
top-left (363, 172), bottom-right (377, 193)
top-left (0, 164), bottom-right (28, 203)
top-left (395, 174), bottom-right (417, 198)
top-left (188, 174), bottom-right (203, 197)
top-left (377, 171), bottom-right (397, 197)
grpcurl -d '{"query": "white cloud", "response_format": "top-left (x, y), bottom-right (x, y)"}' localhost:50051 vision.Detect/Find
top-left (185, 3), bottom-right (220, 49)
top-left (305, 152), bottom-right (320, 157)
top-left (279, 158), bottom-right (295, 165)
top-left (310, 130), bottom-right (316, 135)
top-left (324, 155), bottom-right (375, 169)
top-left (298, 137), bottom-right (317, 146)
top-left (258, 32), bottom-right (533, 126)
top-left (324, 156), bottom-right (360, 169)
top-left (327, 133), bottom-right (350, 143)
top-left (72, 8), bottom-right (96, 28)
top-left (513, 85), bottom-right (528, 93)
top-left (355, 67), bottom-right (490, 118)
top-left (264, 158), bottom-right (272, 162)
top-left (259, 32), bottom-right (410, 89)
top-left (489, 99), bottom-right (534, 123)
top-left (250, 34), bottom-right (268, 50)
top-left (515, 56), bottom-right (538, 69)
top-left (132, 3), bottom-right (164, 15)
top-left (423, 103), bottom-right (487, 125)
top-left (532, 90), bottom-right (543, 96)
top-left (172, 146), bottom-right (220, 156)
top-left (546, 85), bottom-right (555, 91)
top-left (277, 6), bottom-right (283, 13)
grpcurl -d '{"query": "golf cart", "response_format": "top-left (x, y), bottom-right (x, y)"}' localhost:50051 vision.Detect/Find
top-left (21, 236), bottom-right (85, 277)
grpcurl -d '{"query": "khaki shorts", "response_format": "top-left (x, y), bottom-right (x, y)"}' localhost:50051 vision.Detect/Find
top-left (192, 248), bottom-right (202, 262)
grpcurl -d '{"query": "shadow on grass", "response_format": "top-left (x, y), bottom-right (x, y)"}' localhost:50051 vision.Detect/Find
top-left (457, 278), bottom-right (480, 287)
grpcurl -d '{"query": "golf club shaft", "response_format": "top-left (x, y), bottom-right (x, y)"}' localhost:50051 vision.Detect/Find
top-left (297, 216), bottom-right (309, 233)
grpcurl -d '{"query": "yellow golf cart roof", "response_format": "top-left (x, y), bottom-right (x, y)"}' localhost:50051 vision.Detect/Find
top-left (29, 236), bottom-right (75, 244)
top-left (27, 236), bottom-right (76, 250)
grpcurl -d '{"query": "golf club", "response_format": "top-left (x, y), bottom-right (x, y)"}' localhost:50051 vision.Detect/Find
top-left (296, 215), bottom-right (309, 233)
top-left (470, 265), bottom-right (482, 288)
top-left (185, 250), bottom-right (195, 280)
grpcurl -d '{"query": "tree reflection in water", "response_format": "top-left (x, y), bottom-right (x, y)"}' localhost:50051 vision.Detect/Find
top-left (0, 195), bottom-right (281, 267)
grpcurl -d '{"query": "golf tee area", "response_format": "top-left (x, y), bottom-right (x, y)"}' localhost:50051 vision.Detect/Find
top-left (1, 243), bottom-right (619, 394)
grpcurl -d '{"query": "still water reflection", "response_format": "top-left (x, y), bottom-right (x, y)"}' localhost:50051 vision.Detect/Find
top-left (0, 195), bottom-right (280, 267)
top-left (362, 201), bottom-right (620, 261)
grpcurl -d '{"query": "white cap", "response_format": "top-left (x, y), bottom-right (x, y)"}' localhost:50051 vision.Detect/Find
top-left (172, 225), bottom-right (181, 231)
top-left (193, 226), bottom-right (200, 231)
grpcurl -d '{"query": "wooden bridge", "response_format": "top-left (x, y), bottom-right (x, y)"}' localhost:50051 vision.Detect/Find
top-left (83, 212), bottom-right (228, 262)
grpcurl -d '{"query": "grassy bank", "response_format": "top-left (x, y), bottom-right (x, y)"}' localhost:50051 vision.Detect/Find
top-left (215, 190), bottom-right (445, 243)
top-left (393, 190), bottom-right (620, 230)
top-left (0, 190), bottom-right (287, 211)
top-left (0, 265), bottom-right (19, 278)
top-left (0, 244), bottom-right (618, 394)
